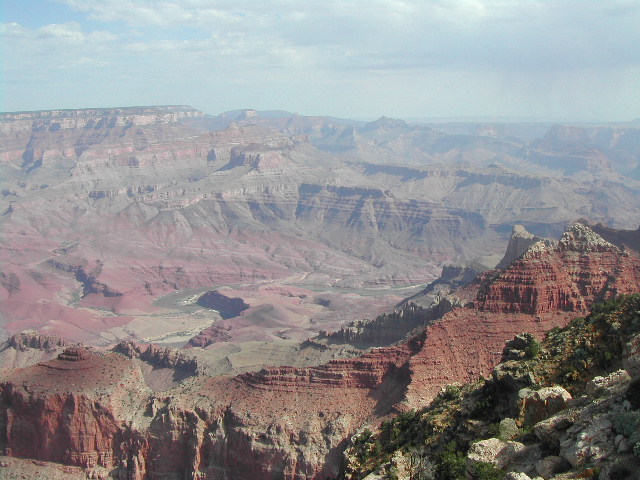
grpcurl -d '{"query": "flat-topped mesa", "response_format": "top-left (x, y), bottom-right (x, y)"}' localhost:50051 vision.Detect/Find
top-left (6, 332), bottom-right (69, 352)
top-left (477, 222), bottom-right (637, 315)
top-left (0, 105), bottom-right (203, 134)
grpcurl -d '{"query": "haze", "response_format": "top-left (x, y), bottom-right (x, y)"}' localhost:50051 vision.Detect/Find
top-left (2, 0), bottom-right (639, 121)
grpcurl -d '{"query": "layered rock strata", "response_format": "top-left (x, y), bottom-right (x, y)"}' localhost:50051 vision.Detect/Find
top-left (478, 223), bottom-right (639, 314)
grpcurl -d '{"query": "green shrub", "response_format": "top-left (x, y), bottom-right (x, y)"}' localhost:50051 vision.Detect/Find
top-left (434, 442), bottom-right (465, 480)
top-left (613, 411), bottom-right (640, 446)
top-left (626, 377), bottom-right (640, 409)
top-left (440, 385), bottom-right (461, 401)
top-left (469, 461), bottom-right (505, 480)
top-left (524, 337), bottom-right (541, 359)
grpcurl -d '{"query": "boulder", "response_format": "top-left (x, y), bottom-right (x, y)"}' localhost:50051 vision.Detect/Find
top-left (586, 370), bottom-right (631, 397)
top-left (467, 438), bottom-right (541, 475)
top-left (493, 361), bottom-right (537, 392)
top-left (534, 414), bottom-right (573, 450)
top-left (504, 473), bottom-right (532, 480)
top-left (535, 455), bottom-right (570, 479)
top-left (559, 415), bottom-right (615, 467)
top-left (519, 386), bottom-right (572, 425)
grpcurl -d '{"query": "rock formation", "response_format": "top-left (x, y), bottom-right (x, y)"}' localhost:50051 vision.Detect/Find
top-left (0, 333), bottom-right (71, 370)
top-left (496, 225), bottom-right (549, 270)
top-left (478, 222), bottom-right (639, 314)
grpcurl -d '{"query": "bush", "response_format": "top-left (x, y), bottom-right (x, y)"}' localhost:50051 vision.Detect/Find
top-left (434, 442), bottom-right (466, 480)
top-left (613, 411), bottom-right (640, 446)
top-left (626, 377), bottom-right (640, 409)
top-left (469, 461), bottom-right (505, 480)
top-left (440, 385), bottom-right (461, 401)
top-left (524, 337), bottom-right (541, 359)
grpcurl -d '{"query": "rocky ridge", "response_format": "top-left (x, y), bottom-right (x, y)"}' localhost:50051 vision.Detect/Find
top-left (477, 222), bottom-right (636, 315)
top-left (0, 332), bottom-right (72, 369)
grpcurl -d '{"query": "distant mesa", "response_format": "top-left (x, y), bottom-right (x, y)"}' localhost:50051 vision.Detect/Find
top-left (362, 115), bottom-right (409, 131)
top-left (0, 105), bottom-right (203, 135)
top-left (7, 332), bottom-right (69, 352)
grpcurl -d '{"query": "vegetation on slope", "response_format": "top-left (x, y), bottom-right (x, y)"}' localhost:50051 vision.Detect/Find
top-left (342, 294), bottom-right (640, 480)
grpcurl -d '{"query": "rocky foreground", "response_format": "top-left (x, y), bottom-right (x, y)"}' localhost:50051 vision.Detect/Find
top-left (343, 294), bottom-right (640, 480)
top-left (1, 222), bottom-right (640, 479)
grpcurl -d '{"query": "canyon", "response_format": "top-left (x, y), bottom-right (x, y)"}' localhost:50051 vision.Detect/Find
top-left (1, 107), bottom-right (639, 350)
top-left (2, 106), bottom-right (640, 478)
top-left (1, 222), bottom-right (640, 479)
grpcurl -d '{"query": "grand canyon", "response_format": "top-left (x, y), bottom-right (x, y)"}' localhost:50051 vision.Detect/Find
top-left (1, 106), bottom-right (640, 479)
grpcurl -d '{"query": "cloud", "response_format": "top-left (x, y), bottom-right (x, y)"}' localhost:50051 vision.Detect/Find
top-left (2, 0), bottom-right (639, 119)
top-left (51, 0), bottom-right (640, 73)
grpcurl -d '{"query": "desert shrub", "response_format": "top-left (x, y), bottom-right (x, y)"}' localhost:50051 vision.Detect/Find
top-left (613, 411), bottom-right (640, 446)
top-left (524, 337), bottom-right (541, 359)
top-left (626, 377), bottom-right (640, 409)
top-left (440, 385), bottom-right (461, 401)
top-left (378, 410), bottom-right (430, 454)
top-left (470, 381), bottom-right (499, 420)
top-left (434, 442), bottom-right (465, 480)
top-left (468, 461), bottom-right (505, 480)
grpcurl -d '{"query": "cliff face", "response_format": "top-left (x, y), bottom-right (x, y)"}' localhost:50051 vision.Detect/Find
top-left (0, 344), bottom-right (414, 479)
top-left (2, 223), bottom-right (640, 479)
top-left (478, 223), bottom-right (639, 314)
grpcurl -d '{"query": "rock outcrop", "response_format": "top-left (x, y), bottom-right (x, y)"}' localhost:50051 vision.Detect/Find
top-left (496, 225), bottom-right (549, 270)
top-left (112, 341), bottom-right (199, 373)
top-left (478, 223), bottom-right (639, 314)
top-left (0, 333), bottom-right (71, 370)
top-left (6, 332), bottom-right (69, 352)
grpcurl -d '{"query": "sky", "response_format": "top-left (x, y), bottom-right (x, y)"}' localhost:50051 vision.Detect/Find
top-left (1, 0), bottom-right (639, 121)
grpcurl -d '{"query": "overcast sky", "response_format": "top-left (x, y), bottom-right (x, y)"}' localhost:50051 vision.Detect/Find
top-left (1, 0), bottom-right (639, 121)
